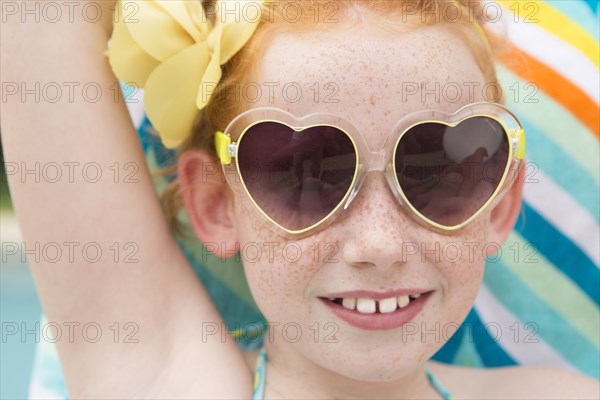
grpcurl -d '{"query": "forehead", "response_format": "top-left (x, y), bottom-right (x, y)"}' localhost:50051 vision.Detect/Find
top-left (248, 24), bottom-right (487, 150)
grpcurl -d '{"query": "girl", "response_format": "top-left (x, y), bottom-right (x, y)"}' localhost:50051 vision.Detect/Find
top-left (2, 0), bottom-right (598, 398)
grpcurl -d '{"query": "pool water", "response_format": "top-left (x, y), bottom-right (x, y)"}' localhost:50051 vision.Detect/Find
top-left (1, 249), bottom-right (42, 398)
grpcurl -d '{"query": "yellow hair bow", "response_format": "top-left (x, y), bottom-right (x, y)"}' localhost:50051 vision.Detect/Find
top-left (107, 0), bottom-right (264, 148)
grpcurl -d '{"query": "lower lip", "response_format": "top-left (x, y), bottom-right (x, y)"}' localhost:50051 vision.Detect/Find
top-left (319, 292), bottom-right (431, 331)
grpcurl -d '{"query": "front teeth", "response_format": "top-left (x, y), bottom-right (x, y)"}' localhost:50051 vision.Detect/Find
top-left (337, 294), bottom-right (421, 314)
top-left (356, 298), bottom-right (376, 314)
top-left (379, 297), bottom-right (397, 313)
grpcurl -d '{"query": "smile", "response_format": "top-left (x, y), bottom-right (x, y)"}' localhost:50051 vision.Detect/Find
top-left (319, 291), bottom-right (432, 330)
top-left (327, 294), bottom-right (422, 314)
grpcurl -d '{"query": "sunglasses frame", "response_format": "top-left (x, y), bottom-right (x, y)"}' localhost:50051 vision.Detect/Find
top-left (215, 102), bottom-right (525, 239)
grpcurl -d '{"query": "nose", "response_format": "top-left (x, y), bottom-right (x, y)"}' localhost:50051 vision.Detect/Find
top-left (340, 172), bottom-right (412, 271)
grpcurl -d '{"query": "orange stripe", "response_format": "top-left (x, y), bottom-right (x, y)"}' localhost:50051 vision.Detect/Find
top-left (496, 43), bottom-right (600, 138)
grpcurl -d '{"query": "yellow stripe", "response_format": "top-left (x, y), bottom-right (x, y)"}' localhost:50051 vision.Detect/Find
top-left (497, 0), bottom-right (600, 68)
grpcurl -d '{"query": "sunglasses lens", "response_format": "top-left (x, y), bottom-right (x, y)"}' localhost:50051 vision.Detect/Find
top-left (395, 117), bottom-right (510, 227)
top-left (237, 122), bottom-right (357, 232)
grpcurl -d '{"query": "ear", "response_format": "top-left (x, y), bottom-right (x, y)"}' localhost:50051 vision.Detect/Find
top-left (486, 163), bottom-right (526, 256)
top-left (178, 149), bottom-right (239, 259)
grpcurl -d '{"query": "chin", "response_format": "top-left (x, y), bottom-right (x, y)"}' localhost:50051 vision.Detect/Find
top-left (324, 352), bottom-right (428, 382)
top-left (304, 338), bottom-right (436, 382)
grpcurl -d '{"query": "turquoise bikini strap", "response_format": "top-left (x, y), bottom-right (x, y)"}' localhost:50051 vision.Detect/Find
top-left (252, 347), bottom-right (452, 400)
top-left (424, 366), bottom-right (454, 400)
top-left (252, 346), bottom-right (267, 400)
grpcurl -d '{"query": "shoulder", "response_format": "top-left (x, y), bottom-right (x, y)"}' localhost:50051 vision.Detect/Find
top-left (487, 365), bottom-right (599, 399)
top-left (426, 361), bottom-right (599, 399)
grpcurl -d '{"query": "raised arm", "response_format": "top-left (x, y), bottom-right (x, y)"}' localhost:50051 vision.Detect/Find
top-left (1, 1), bottom-right (250, 396)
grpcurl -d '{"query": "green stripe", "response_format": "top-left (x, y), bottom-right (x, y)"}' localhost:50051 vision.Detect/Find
top-left (184, 233), bottom-right (259, 309)
top-left (484, 259), bottom-right (600, 376)
top-left (452, 330), bottom-right (485, 368)
top-left (519, 117), bottom-right (600, 220)
top-left (501, 231), bottom-right (600, 348)
top-left (497, 66), bottom-right (600, 183)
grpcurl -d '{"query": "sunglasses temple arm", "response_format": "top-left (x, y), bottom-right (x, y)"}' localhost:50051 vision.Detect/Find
top-left (215, 130), bottom-right (233, 164)
top-left (509, 128), bottom-right (526, 160)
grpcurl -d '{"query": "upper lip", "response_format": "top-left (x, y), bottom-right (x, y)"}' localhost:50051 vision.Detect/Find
top-left (320, 289), bottom-right (432, 300)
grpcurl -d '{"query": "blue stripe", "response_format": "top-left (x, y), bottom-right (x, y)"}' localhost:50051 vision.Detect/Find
top-left (136, 116), bottom-right (152, 153)
top-left (518, 202), bottom-right (600, 304)
top-left (484, 260), bottom-right (600, 377)
top-left (582, 0), bottom-right (600, 15)
top-left (432, 308), bottom-right (517, 366)
top-left (138, 117), bottom-right (177, 172)
top-left (465, 308), bottom-right (517, 367)
top-left (520, 116), bottom-right (600, 221)
top-left (432, 324), bottom-right (462, 363)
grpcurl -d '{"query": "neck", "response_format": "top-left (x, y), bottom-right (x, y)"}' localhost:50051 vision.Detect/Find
top-left (262, 339), bottom-right (440, 399)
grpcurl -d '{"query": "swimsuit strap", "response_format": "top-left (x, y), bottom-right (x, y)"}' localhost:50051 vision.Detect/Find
top-left (424, 366), bottom-right (454, 400)
top-left (252, 346), bottom-right (267, 400)
top-left (251, 346), bottom-right (453, 400)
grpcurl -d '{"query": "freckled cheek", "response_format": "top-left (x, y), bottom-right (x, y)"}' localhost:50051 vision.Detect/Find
top-left (236, 206), bottom-right (319, 319)
top-left (434, 219), bottom-right (488, 318)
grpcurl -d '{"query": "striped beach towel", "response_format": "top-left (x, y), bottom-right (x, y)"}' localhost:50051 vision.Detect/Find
top-left (433, 0), bottom-right (599, 377)
top-left (29, 1), bottom-right (600, 397)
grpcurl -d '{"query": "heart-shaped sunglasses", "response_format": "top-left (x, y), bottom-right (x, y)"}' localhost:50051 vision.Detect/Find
top-left (214, 102), bottom-right (525, 238)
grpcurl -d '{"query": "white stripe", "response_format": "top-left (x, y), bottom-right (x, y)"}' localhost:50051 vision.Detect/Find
top-left (522, 169), bottom-right (600, 267)
top-left (475, 285), bottom-right (577, 371)
top-left (486, 6), bottom-right (600, 105)
top-left (0, 212), bottom-right (23, 243)
top-left (28, 380), bottom-right (64, 400)
top-left (124, 88), bottom-right (146, 130)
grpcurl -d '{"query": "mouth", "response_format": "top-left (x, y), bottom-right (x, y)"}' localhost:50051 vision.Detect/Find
top-left (318, 290), bottom-right (433, 330)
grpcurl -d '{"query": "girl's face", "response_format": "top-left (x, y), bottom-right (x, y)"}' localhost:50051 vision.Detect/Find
top-left (190, 24), bottom-right (521, 382)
